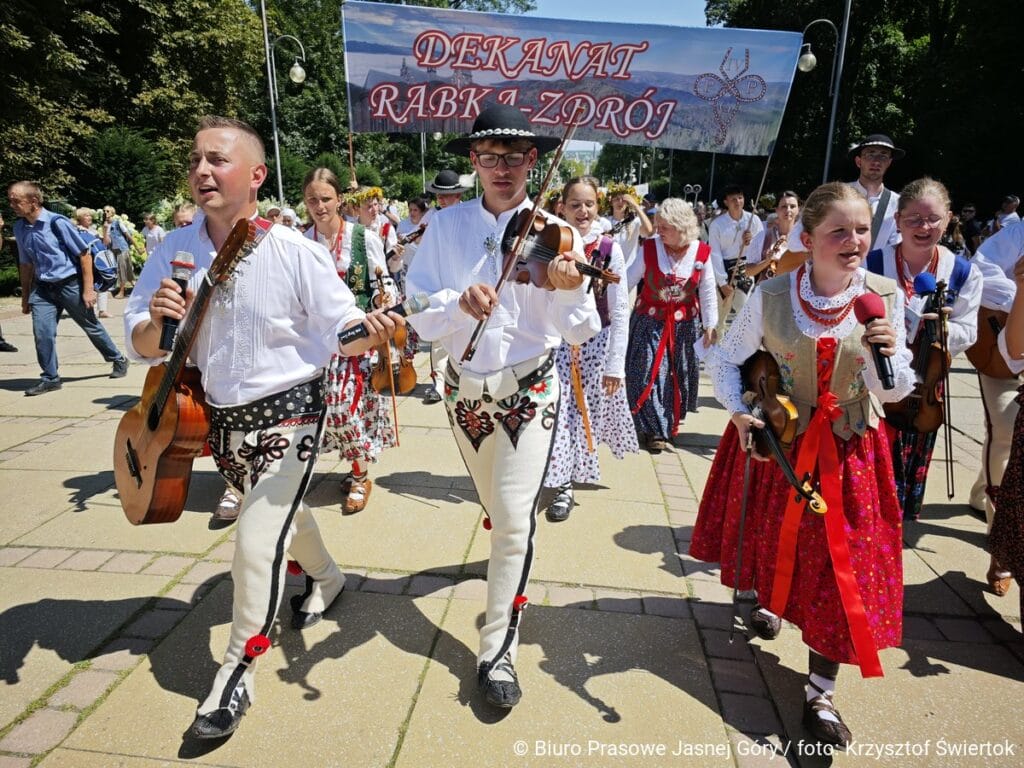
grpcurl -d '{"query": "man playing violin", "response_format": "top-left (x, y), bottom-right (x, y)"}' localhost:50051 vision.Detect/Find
top-left (405, 104), bottom-right (600, 709)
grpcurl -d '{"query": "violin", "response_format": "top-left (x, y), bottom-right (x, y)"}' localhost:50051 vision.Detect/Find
top-left (397, 223), bottom-right (426, 246)
top-left (883, 280), bottom-right (951, 434)
top-left (607, 209), bottom-right (636, 236)
top-left (501, 209), bottom-right (621, 289)
top-left (740, 350), bottom-right (827, 515)
top-left (369, 267), bottom-right (417, 397)
top-left (966, 307), bottom-right (1014, 379)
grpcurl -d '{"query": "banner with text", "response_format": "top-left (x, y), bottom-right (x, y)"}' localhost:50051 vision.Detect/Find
top-left (342, 1), bottom-right (801, 156)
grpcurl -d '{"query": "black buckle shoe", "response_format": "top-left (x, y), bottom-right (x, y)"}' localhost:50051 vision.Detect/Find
top-left (748, 604), bottom-right (782, 640)
top-left (478, 656), bottom-right (522, 709)
top-left (25, 379), bottom-right (62, 396)
top-left (545, 486), bottom-right (574, 523)
top-left (802, 684), bottom-right (851, 749)
top-left (424, 388), bottom-right (443, 404)
top-left (290, 582), bottom-right (345, 630)
top-left (190, 688), bottom-right (250, 739)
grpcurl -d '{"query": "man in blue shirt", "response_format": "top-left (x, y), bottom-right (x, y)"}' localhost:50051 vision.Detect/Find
top-left (9, 181), bottom-right (128, 395)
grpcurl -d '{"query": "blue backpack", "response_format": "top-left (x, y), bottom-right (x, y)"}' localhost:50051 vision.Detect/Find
top-left (865, 248), bottom-right (971, 300)
top-left (49, 217), bottom-right (118, 292)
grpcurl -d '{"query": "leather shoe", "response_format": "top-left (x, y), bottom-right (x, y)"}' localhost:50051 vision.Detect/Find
top-left (290, 582), bottom-right (345, 629)
top-left (25, 380), bottom-right (62, 396)
top-left (110, 358), bottom-right (129, 378)
top-left (545, 486), bottom-right (574, 523)
top-left (478, 657), bottom-right (522, 708)
top-left (0, 340), bottom-right (17, 352)
top-left (424, 388), bottom-right (443, 404)
top-left (748, 604), bottom-right (782, 640)
top-left (803, 694), bottom-right (851, 749)
top-left (189, 688), bottom-right (250, 739)
top-left (987, 556), bottom-right (1013, 597)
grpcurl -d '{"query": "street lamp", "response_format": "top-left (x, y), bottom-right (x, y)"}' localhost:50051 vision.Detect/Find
top-left (260, 0), bottom-right (307, 205)
top-left (798, 0), bottom-right (851, 184)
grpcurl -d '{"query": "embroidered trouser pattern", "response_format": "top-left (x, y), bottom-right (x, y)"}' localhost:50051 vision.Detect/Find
top-left (970, 372), bottom-right (1021, 530)
top-left (444, 373), bottom-right (559, 671)
top-left (198, 406), bottom-right (342, 715)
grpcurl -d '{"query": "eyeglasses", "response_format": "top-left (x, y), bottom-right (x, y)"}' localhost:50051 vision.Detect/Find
top-left (902, 214), bottom-right (944, 228)
top-left (861, 151), bottom-right (893, 162)
top-left (472, 151), bottom-right (528, 168)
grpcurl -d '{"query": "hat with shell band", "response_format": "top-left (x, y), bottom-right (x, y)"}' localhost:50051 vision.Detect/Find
top-left (445, 104), bottom-right (561, 156)
top-left (426, 169), bottom-right (472, 195)
top-left (848, 133), bottom-right (905, 160)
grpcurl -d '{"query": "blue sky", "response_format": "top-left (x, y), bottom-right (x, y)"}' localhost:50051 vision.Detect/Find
top-left (526, 0), bottom-right (711, 28)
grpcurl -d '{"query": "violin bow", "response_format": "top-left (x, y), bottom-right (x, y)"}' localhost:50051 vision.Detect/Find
top-left (722, 143), bottom-right (776, 311)
top-left (375, 266), bottom-right (401, 447)
top-left (937, 280), bottom-right (955, 499)
top-left (461, 106), bottom-right (586, 363)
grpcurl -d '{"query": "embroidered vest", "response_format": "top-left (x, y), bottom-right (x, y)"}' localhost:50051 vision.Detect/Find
top-left (346, 224), bottom-right (369, 311)
top-left (635, 239), bottom-right (710, 322)
top-left (759, 270), bottom-right (898, 440)
top-left (586, 236), bottom-right (614, 328)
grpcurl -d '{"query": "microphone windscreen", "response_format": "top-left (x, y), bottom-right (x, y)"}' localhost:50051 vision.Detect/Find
top-left (913, 272), bottom-right (937, 296)
top-left (853, 292), bottom-right (887, 324)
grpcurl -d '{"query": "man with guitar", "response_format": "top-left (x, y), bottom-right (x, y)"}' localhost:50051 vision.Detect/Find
top-left (405, 105), bottom-right (600, 710)
top-left (123, 116), bottom-right (405, 740)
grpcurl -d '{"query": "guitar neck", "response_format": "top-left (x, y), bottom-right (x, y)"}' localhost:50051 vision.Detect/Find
top-left (151, 277), bottom-right (216, 417)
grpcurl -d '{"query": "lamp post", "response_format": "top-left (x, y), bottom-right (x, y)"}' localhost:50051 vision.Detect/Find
top-left (260, 0), bottom-right (306, 205)
top-left (798, 0), bottom-right (851, 184)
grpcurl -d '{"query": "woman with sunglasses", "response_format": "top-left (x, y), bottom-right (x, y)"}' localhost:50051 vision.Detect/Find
top-left (864, 177), bottom-right (982, 521)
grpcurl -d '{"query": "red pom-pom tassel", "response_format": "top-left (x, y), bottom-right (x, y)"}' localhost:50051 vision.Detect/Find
top-left (244, 634), bottom-right (272, 658)
top-left (287, 559), bottom-right (304, 576)
top-left (482, 517), bottom-right (492, 530)
top-left (513, 594), bottom-right (528, 611)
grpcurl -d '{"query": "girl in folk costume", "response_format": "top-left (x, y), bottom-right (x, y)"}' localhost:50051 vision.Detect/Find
top-left (991, 256), bottom-right (1024, 618)
top-left (699, 183), bottom-right (914, 748)
top-left (865, 177), bottom-right (982, 520)
top-left (625, 198), bottom-right (718, 452)
top-left (354, 186), bottom-right (404, 286)
top-left (751, 191), bottom-right (801, 284)
top-left (303, 170), bottom-right (396, 513)
top-left (605, 182), bottom-right (654, 285)
top-left (542, 177), bottom-right (639, 522)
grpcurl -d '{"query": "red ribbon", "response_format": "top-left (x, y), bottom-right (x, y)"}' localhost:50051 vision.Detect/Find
top-left (341, 356), bottom-right (363, 415)
top-left (631, 310), bottom-right (682, 435)
top-left (769, 390), bottom-right (884, 678)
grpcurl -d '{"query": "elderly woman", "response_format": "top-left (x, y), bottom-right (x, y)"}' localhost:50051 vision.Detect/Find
top-left (625, 198), bottom-right (717, 451)
top-left (102, 205), bottom-right (134, 297)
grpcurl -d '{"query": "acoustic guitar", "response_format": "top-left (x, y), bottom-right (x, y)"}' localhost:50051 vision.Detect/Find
top-left (966, 307), bottom-right (1015, 379)
top-left (114, 220), bottom-right (260, 524)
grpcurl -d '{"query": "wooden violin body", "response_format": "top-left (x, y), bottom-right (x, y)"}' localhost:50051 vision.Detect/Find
top-left (883, 338), bottom-right (950, 433)
top-left (967, 307), bottom-right (1015, 379)
top-left (370, 268), bottom-right (417, 396)
top-left (741, 350), bottom-right (827, 515)
top-left (501, 210), bottom-right (620, 289)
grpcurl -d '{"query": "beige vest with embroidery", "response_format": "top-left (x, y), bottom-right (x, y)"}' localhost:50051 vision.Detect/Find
top-left (759, 270), bottom-right (898, 441)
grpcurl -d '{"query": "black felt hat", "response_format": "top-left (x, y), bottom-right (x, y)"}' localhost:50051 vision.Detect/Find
top-left (848, 133), bottom-right (905, 160)
top-left (445, 105), bottom-right (561, 156)
top-left (425, 169), bottom-right (472, 195)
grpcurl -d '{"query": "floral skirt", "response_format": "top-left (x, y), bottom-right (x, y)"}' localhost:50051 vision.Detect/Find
top-left (544, 328), bottom-right (639, 487)
top-left (322, 353), bottom-right (396, 465)
top-left (991, 388), bottom-right (1024, 577)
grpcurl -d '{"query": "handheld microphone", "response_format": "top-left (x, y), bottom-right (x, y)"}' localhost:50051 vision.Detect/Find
top-left (853, 292), bottom-right (895, 390)
top-left (337, 293), bottom-right (430, 346)
top-left (158, 252), bottom-right (195, 352)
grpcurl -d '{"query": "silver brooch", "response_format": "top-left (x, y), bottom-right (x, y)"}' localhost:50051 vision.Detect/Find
top-left (484, 233), bottom-right (499, 258)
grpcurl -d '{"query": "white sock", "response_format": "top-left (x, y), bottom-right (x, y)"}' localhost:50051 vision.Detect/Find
top-left (806, 673), bottom-right (839, 723)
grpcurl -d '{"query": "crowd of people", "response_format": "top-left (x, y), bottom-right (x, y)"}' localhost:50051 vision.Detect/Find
top-left (2, 110), bottom-right (1022, 752)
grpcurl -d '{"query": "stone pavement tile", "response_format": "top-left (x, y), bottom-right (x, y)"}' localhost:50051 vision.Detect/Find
top-left (63, 586), bottom-right (445, 768)
top-left (642, 594), bottom-right (691, 619)
top-left (596, 447), bottom-right (664, 505)
top-left (0, 566), bottom-right (166, 728)
top-left (709, 658), bottom-right (769, 698)
top-left (902, 615), bottom-right (944, 640)
top-left (681, 554), bottom-right (722, 582)
top-left (397, 600), bottom-right (727, 768)
top-left (756, 630), bottom-right (1024, 767)
top-left (362, 571), bottom-right (409, 595)
top-left (407, 573), bottom-right (455, 598)
top-left (691, 602), bottom-right (736, 631)
top-left (0, 417), bottom-right (60, 452)
top-left (122, 608), bottom-right (187, 640)
top-left (904, 530), bottom-right (1002, 617)
top-left (934, 617), bottom-right (995, 643)
top-left (983, 617), bottom-right (1024, 644)
top-left (156, 581), bottom-right (214, 611)
top-left (48, 669), bottom-right (120, 709)
top-left (719, 692), bottom-right (783, 735)
top-left (179, 560), bottom-right (228, 585)
top-left (666, 495), bottom-right (701, 513)
top-left (0, 755), bottom-right (32, 768)
top-left (55, 549), bottom-right (116, 571)
top-left (140, 554), bottom-right (192, 577)
top-left (661, 485), bottom-right (697, 501)
top-left (701, 629), bottom-right (756, 662)
top-left (205, 540), bottom-right (235, 561)
top-left (525, 496), bottom-right (685, 592)
top-left (594, 589), bottom-right (643, 614)
top-left (0, 708), bottom-right (79, 754)
top-left (689, 578), bottom-right (734, 604)
top-left (452, 578), bottom-right (488, 601)
top-left (90, 638), bottom-right (154, 672)
top-left (545, 585), bottom-right (594, 608)
top-left (668, 506), bottom-right (699, 524)
top-left (0, 547), bottom-right (37, 565)
top-left (36, 750), bottom-right (173, 767)
top-left (726, 732), bottom-right (795, 768)
top-left (98, 552), bottom-right (152, 574)
top-left (15, 548), bottom-right (74, 569)
top-left (0, 419), bottom-right (118, 471)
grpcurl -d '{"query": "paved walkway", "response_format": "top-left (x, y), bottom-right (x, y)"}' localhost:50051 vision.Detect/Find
top-left (0, 296), bottom-right (1021, 768)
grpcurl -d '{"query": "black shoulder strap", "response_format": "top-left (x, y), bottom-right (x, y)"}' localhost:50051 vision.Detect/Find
top-left (870, 188), bottom-right (892, 248)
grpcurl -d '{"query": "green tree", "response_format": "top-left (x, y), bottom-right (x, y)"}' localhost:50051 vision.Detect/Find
top-left (71, 127), bottom-right (172, 220)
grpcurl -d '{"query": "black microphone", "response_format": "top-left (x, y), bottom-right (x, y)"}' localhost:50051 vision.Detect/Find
top-left (337, 293), bottom-right (430, 346)
top-left (853, 293), bottom-right (895, 390)
top-left (159, 252), bottom-right (195, 352)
